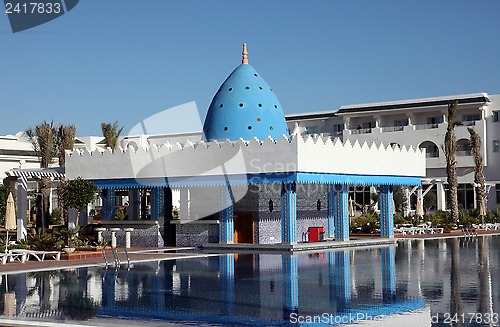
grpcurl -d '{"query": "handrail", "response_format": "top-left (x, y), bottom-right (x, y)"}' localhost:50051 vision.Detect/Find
top-left (102, 247), bottom-right (109, 267)
top-left (123, 246), bottom-right (131, 267)
top-left (111, 247), bottom-right (120, 265)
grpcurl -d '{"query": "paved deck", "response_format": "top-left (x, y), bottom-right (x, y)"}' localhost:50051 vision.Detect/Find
top-left (0, 247), bottom-right (211, 275)
top-left (396, 229), bottom-right (500, 240)
top-left (202, 237), bottom-right (397, 253)
top-left (2, 231), bottom-right (499, 274)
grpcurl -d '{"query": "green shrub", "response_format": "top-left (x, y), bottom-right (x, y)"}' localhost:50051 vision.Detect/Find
top-left (424, 210), bottom-right (455, 229)
top-left (459, 210), bottom-right (480, 225)
top-left (50, 208), bottom-right (61, 225)
top-left (27, 231), bottom-right (65, 250)
top-left (115, 208), bottom-right (125, 220)
top-left (394, 212), bottom-right (412, 226)
top-left (351, 212), bottom-right (380, 234)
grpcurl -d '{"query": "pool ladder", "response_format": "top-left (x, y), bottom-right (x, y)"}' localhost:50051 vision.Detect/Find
top-left (104, 246), bottom-right (131, 268)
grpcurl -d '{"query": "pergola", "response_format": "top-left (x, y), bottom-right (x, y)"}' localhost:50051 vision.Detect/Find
top-left (66, 135), bottom-right (426, 245)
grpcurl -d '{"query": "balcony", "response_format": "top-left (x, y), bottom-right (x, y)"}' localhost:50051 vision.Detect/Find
top-left (351, 128), bottom-right (372, 135)
top-left (456, 150), bottom-right (472, 157)
top-left (425, 152), bottom-right (439, 158)
top-left (414, 123), bottom-right (439, 130)
top-left (381, 126), bottom-right (404, 133)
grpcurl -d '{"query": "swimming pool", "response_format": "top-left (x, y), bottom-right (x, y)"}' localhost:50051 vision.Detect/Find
top-left (1, 235), bottom-right (499, 326)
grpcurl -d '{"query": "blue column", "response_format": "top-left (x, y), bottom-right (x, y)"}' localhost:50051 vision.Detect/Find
top-left (329, 251), bottom-right (352, 311)
top-left (326, 185), bottom-right (335, 238)
top-left (219, 185), bottom-right (234, 244)
top-left (102, 189), bottom-right (116, 220)
top-left (281, 183), bottom-right (297, 244)
top-left (381, 247), bottom-right (396, 303)
top-left (282, 255), bottom-right (299, 320)
top-left (128, 189), bottom-right (141, 220)
top-left (333, 184), bottom-right (349, 241)
top-left (150, 187), bottom-right (163, 219)
top-left (219, 255), bottom-right (235, 316)
top-left (379, 185), bottom-right (394, 238)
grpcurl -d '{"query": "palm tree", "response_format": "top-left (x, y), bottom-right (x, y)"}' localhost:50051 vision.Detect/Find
top-left (443, 101), bottom-right (459, 223)
top-left (468, 127), bottom-right (487, 223)
top-left (101, 121), bottom-right (124, 151)
top-left (26, 121), bottom-right (58, 231)
top-left (57, 125), bottom-right (76, 167)
top-left (56, 125), bottom-right (76, 225)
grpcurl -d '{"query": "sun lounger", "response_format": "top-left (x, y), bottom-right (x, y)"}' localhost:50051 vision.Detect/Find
top-left (10, 249), bottom-right (61, 262)
top-left (0, 252), bottom-right (27, 264)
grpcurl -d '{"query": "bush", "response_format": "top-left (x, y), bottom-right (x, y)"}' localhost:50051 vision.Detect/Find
top-left (351, 212), bottom-right (380, 234)
top-left (424, 210), bottom-right (455, 229)
top-left (459, 210), bottom-right (480, 225)
top-left (27, 231), bottom-right (65, 250)
top-left (115, 208), bottom-right (125, 220)
top-left (50, 208), bottom-right (61, 225)
top-left (394, 212), bottom-right (412, 226)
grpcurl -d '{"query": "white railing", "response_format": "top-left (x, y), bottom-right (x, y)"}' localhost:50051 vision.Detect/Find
top-left (425, 152), bottom-right (439, 158)
top-left (351, 128), bottom-right (372, 134)
top-left (456, 150), bottom-right (472, 157)
top-left (415, 123), bottom-right (439, 130)
top-left (461, 121), bottom-right (477, 127)
top-left (381, 126), bottom-right (404, 133)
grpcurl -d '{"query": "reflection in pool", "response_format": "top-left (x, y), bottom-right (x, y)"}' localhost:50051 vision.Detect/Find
top-left (1, 236), bottom-right (499, 326)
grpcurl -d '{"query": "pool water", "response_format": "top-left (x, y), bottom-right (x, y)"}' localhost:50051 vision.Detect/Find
top-left (1, 236), bottom-right (499, 326)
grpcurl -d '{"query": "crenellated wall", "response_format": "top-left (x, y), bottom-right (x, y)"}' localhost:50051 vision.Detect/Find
top-left (66, 135), bottom-right (426, 182)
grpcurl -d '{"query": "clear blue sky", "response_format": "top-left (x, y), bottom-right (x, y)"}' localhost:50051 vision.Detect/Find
top-left (1, 1), bottom-right (500, 136)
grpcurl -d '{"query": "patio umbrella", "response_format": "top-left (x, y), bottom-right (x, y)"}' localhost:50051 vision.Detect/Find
top-left (416, 196), bottom-right (423, 217)
top-left (348, 197), bottom-right (354, 217)
top-left (4, 192), bottom-right (16, 252)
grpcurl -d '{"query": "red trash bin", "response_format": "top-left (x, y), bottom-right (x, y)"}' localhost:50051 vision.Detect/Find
top-left (308, 227), bottom-right (325, 242)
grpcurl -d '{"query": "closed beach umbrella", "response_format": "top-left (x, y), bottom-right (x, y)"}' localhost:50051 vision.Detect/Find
top-left (348, 197), bottom-right (354, 217)
top-left (416, 196), bottom-right (423, 217)
top-left (4, 192), bottom-right (16, 251)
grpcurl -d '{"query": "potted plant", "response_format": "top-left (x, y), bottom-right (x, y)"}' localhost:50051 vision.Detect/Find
top-left (59, 227), bottom-right (80, 254)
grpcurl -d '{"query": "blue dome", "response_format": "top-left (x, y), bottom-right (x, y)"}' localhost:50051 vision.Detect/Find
top-left (203, 55), bottom-right (289, 141)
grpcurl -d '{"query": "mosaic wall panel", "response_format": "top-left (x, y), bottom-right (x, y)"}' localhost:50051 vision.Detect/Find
top-left (175, 223), bottom-right (219, 247)
top-left (102, 224), bottom-right (164, 248)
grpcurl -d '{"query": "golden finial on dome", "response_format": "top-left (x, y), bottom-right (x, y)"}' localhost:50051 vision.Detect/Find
top-left (242, 43), bottom-right (248, 64)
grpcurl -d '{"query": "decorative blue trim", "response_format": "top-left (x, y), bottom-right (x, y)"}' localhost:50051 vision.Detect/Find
top-left (332, 251), bottom-right (352, 310)
top-left (381, 247), bottom-right (396, 302)
top-left (218, 186), bottom-right (234, 244)
top-left (333, 184), bottom-right (349, 241)
top-left (89, 172), bottom-right (421, 189)
top-left (282, 255), bottom-right (299, 313)
top-left (380, 185), bottom-right (394, 238)
top-left (219, 255), bottom-right (235, 315)
top-left (326, 185), bottom-right (335, 237)
top-left (150, 187), bottom-right (162, 219)
top-left (102, 189), bottom-right (115, 220)
top-left (281, 183), bottom-right (297, 243)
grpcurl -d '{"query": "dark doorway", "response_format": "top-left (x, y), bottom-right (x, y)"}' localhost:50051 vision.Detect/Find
top-left (234, 212), bottom-right (254, 244)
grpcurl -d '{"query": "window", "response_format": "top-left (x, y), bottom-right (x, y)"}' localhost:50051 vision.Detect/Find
top-left (333, 124), bottom-right (343, 136)
top-left (349, 186), bottom-right (372, 206)
top-left (493, 111), bottom-right (499, 122)
top-left (497, 184), bottom-right (500, 204)
top-left (493, 140), bottom-right (500, 153)
top-left (427, 116), bottom-right (444, 125)
top-left (306, 126), bottom-right (318, 135)
top-left (362, 121), bottom-right (376, 129)
top-left (394, 119), bottom-right (409, 127)
top-left (462, 113), bottom-right (481, 122)
top-left (457, 184), bottom-right (474, 210)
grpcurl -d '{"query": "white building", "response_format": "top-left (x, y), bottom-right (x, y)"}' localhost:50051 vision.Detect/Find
top-left (3, 92), bottom-right (500, 214)
top-left (286, 92), bottom-right (500, 211)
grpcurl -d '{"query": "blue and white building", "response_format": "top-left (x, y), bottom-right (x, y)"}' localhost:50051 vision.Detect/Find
top-left (63, 45), bottom-right (425, 247)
